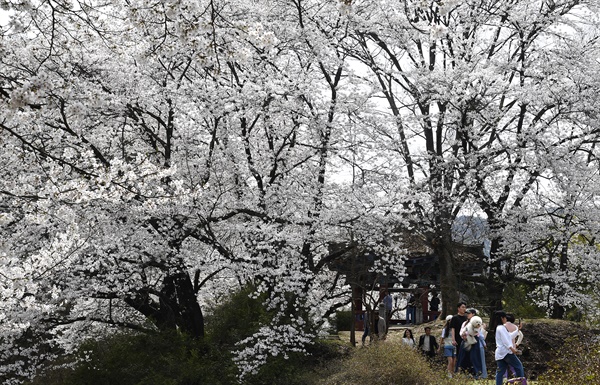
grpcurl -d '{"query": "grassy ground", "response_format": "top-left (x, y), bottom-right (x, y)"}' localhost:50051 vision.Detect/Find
top-left (337, 326), bottom-right (540, 385)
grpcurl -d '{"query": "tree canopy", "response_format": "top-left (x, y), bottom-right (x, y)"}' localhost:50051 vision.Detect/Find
top-left (1, 0), bottom-right (600, 382)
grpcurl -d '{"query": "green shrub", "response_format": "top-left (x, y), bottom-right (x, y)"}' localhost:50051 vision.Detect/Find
top-left (27, 286), bottom-right (348, 385)
top-left (317, 342), bottom-right (452, 385)
top-left (242, 339), bottom-right (352, 385)
top-left (206, 286), bottom-right (350, 384)
top-left (26, 331), bottom-right (236, 385)
top-left (334, 310), bottom-right (353, 332)
top-left (537, 335), bottom-right (600, 385)
top-left (502, 282), bottom-right (546, 318)
top-left (458, 280), bottom-right (546, 319)
top-left (206, 285), bottom-right (272, 348)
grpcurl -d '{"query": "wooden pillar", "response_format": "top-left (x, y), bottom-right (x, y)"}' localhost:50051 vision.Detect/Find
top-left (351, 285), bottom-right (363, 346)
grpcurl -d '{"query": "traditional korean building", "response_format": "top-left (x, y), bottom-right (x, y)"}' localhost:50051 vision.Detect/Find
top-left (327, 231), bottom-right (486, 334)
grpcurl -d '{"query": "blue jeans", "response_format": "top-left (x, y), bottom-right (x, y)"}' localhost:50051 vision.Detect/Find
top-left (470, 344), bottom-right (482, 378)
top-left (495, 353), bottom-right (524, 385)
top-left (406, 306), bottom-right (416, 323)
top-left (479, 345), bottom-right (488, 378)
top-left (455, 341), bottom-right (472, 373)
top-left (362, 326), bottom-right (370, 344)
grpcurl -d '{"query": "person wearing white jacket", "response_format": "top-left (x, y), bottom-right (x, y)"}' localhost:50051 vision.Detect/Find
top-left (494, 310), bottom-right (525, 385)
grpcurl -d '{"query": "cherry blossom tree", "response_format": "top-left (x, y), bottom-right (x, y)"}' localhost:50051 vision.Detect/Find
top-left (337, 0), bottom-right (600, 315)
top-left (0, 0), bottom-right (405, 381)
top-left (499, 150), bottom-right (600, 319)
top-left (2, 0), bottom-right (600, 383)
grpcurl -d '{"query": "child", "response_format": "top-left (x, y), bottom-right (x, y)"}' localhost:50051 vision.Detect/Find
top-left (440, 315), bottom-right (456, 378)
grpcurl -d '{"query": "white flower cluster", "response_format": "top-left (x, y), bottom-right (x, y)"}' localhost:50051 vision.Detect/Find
top-left (430, 24), bottom-right (448, 40)
top-left (246, 23), bottom-right (279, 51)
top-left (233, 323), bottom-right (314, 380)
top-left (438, 0), bottom-right (461, 15)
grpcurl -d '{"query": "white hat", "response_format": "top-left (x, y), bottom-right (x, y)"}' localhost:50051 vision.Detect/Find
top-left (445, 315), bottom-right (453, 321)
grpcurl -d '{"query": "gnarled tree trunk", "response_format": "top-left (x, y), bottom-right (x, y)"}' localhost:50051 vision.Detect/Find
top-left (125, 271), bottom-right (205, 339)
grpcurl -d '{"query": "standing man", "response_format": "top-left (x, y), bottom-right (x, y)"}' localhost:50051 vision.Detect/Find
top-left (383, 290), bottom-right (393, 331)
top-left (406, 292), bottom-right (417, 325)
top-left (429, 290), bottom-right (441, 320)
top-left (418, 326), bottom-right (439, 359)
top-left (450, 302), bottom-right (468, 373)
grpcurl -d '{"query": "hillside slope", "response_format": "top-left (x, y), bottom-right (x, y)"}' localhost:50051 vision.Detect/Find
top-left (342, 318), bottom-right (599, 380)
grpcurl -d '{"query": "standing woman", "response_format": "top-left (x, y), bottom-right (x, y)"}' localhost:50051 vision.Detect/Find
top-left (477, 322), bottom-right (488, 379)
top-left (401, 328), bottom-right (416, 348)
top-left (494, 310), bottom-right (525, 385)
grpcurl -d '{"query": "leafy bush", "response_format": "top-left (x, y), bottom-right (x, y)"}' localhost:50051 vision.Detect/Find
top-left (26, 331), bottom-right (236, 385)
top-left (502, 282), bottom-right (547, 318)
top-left (334, 310), bottom-right (353, 332)
top-left (537, 335), bottom-right (600, 385)
top-left (317, 342), bottom-right (452, 385)
top-left (241, 340), bottom-right (350, 385)
top-left (206, 285), bottom-right (350, 385)
top-left (205, 285), bottom-right (272, 348)
top-left (26, 286), bottom-right (350, 385)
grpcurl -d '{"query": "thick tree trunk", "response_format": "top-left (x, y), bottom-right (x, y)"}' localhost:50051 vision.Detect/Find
top-left (171, 271), bottom-right (205, 338)
top-left (486, 277), bottom-right (504, 313)
top-left (487, 238), bottom-right (505, 313)
top-left (550, 302), bottom-right (565, 319)
top-left (550, 243), bottom-right (569, 319)
top-left (125, 271), bottom-right (205, 339)
top-left (350, 284), bottom-right (358, 346)
top-left (435, 238), bottom-right (459, 318)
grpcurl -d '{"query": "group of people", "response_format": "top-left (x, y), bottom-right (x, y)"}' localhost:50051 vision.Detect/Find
top-left (400, 327), bottom-right (439, 359)
top-left (439, 302), bottom-right (526, 384)
top-left (361, 295), bottom-right (527, 384)
top-left (441, 302), bottom-right (488, 379)
top-left (360, 290), bottom-right (433, 345)
top-left (396, 303), bottom-right (486, 377)
top-left (381, 289), bottom-right (440, 326)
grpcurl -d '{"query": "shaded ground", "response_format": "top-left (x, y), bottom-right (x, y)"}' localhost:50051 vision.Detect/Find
top-left (487, 320), bottom-right (600, 380)
top-left (498, 319), bottom-right (593, 380)
top-left (340, 318), bottom-right (599, 381)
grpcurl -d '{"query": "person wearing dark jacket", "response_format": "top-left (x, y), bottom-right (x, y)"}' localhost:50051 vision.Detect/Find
top-left (418, 327), bottom-right (439, 359)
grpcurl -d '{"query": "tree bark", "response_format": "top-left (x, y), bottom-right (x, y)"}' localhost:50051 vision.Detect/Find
top-left (435, 238), bottom-right (459, 317)
top-left (125, 271), bottom-right (205, 339)
top-left (172, 271), bottom-right (205, 338)
top-left (550, 243), bottom-right (569, 319)
top-left (486, 237), bottom-right (505, 313)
